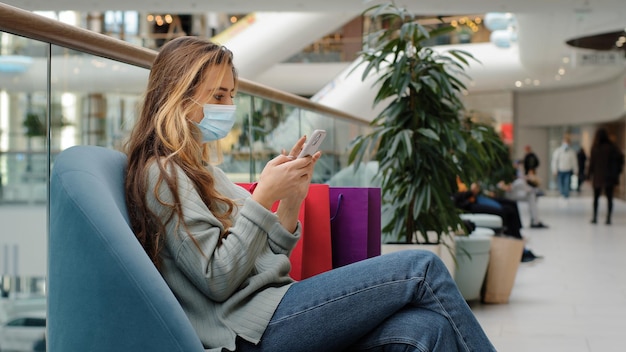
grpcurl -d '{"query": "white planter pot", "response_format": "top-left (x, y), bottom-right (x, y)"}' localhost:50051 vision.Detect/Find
top-left (381, 237), bottom-right (456, 278)
top-left (453, 231), bottom-right (492, 301)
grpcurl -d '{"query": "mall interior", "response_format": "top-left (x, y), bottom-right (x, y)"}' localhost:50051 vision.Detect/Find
top-left (0, 0), bottom-right (625, 351)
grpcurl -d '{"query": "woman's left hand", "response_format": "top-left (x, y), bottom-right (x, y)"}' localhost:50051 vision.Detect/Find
top-left (280, 136), bottom-right (321, 204)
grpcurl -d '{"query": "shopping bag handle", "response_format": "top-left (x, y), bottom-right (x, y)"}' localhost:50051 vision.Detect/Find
top-left (330, 193), bottom-right (344, 221)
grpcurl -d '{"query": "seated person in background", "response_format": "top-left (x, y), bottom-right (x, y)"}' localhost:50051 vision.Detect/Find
top-left (493, 160), bottom-right (548, 229)
top-left (124, 36), bottom-right (496, 352)
top-left (453, 176), bottom-right (542, 263)
top-left (525, 169), bottom-right (545, 196)
top-left (453, 176), bottom-right (523, 238)
top-left (496, 179), bottom-right (547, 228)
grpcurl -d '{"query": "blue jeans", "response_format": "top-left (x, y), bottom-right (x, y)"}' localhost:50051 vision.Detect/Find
top-left (236, 250), bottom-right (496, 351)
top-left (475, 195), bottom-right (503, 209)
top-left (557, 171), bottom-right (573, 198)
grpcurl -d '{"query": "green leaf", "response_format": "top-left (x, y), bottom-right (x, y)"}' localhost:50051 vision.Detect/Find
top-left (428, 25), bottom-right (455, 39)
top-left (401, 129), bottom-right (413, 156)
top-left (417, 128), bottom-right (439, 141)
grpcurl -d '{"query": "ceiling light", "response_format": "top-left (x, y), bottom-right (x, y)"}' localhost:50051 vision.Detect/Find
top-left (490, 30), bottom-right (514, 48)
top-left (515, 81), bottom-right (522, 87)
top-left (484, 12), bottom-right (515, 31)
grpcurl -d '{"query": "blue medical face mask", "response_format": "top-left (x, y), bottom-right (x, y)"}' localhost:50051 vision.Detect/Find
top-left (194, 103), bottom-right (236, 142)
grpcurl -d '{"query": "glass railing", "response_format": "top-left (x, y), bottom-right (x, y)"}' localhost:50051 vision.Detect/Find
top-left (0, 2), bottom-right (369, 313)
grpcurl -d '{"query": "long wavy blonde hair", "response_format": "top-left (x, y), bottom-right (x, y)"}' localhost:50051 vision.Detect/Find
top-left (125, 36), bottom-right (237, 268)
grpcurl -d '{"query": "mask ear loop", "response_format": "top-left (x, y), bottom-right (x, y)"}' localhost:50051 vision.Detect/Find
top-left (189, 97), bottom-right (203, 107)
top-left (185, 98), bottom-right (204, 132)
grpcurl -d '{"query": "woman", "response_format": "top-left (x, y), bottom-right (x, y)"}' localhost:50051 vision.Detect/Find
top-left (587, 128), bottom-right (625, 224)
top-left (125, 36), bottom-right (495, 352)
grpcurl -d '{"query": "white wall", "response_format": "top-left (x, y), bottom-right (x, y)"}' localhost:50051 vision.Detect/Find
top-left (515, 74), bottom-right (626, 127)
top-left (463, 91), bottom-right (513, 126)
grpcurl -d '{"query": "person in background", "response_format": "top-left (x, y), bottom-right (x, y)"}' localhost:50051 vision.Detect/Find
top-left (523, 144), bottom-right (540, 176)
top-left (551, 135), bottom-right (578, 200)
top-left (453, 176), bottom-right (543, 263)
top-left (496, 161), bottom-right (548, 229)
top-left (576, 147), bottom-right (587, 192)
top-left (484, 154), bottom-right (547, 229)
top-left (586, 128), bottom-right (625, 225)
top-left (124, 36), bottom-right (495, 352)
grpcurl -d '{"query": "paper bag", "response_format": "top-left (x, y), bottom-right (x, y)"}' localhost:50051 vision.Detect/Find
top-left (481, 235), bottom-right (524, 304)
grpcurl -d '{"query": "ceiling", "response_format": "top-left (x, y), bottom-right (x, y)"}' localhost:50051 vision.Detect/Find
top-left (3, 0), bottom-right (626, 97)
top-left (7, 0), bottom-right (626, 15)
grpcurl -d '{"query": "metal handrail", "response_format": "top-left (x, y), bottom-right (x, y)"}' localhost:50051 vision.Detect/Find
top-left (0, 2), bottom-right (368, 125)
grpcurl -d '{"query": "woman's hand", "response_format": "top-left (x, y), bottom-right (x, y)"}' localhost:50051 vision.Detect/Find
top-left (274, 151), bottom-right (320, 232)
top-left (251, 136), bottom-right (321, 210)
top-left (497, 180), bottom-right (511, 191)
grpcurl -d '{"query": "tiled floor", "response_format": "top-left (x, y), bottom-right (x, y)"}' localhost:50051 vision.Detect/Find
top-left (469, 192), bottom-right (626, 352)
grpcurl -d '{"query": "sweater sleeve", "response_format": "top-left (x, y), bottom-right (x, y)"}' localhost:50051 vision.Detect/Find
top-left (147, 162), bottom-right (297, 302)
top-left (208, 166), bottom-right (302, 256)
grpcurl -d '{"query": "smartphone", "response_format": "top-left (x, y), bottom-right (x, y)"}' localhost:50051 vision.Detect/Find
top-left (297, 129), bottom-right (327, 158)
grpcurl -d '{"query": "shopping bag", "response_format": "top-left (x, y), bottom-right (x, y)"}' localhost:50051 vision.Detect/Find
top-left (236, 183), bottom-right (333, 281)
top-left (328, 187), bottom-right (382, 268)
top-left (292, 184), bottom-right (333, 280)
top-left (481, 235), bottom-right (524, 303)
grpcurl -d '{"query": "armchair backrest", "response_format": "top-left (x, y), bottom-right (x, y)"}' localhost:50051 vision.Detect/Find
top-left (49, 145), bottom-right (204, 351)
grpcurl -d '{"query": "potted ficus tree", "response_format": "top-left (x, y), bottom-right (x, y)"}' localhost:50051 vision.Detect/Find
top-left (348, 2), bottom-right (505, 270)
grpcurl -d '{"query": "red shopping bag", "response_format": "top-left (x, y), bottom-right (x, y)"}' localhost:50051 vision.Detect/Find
top-left (236, 183), bottom-right (333, 281)
top-left (329, 187), bottom-right (382, 268)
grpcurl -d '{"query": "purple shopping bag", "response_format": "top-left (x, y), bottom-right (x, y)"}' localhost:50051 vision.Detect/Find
top-left (329, 187), bottom-right (382, 268)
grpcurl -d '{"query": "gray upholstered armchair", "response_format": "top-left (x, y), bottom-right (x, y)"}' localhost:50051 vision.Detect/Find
top-left (49, 145), bottom-right (204, 351)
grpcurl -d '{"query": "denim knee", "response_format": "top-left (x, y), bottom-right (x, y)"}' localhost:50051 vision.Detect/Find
top-left (348, 306), bottom-right (459, 352)
top-left (390, 249), bottom-right (448, 276)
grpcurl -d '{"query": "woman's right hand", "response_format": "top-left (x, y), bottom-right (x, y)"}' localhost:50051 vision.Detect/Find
top-left (251, 147), bottom-right (320, 210)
